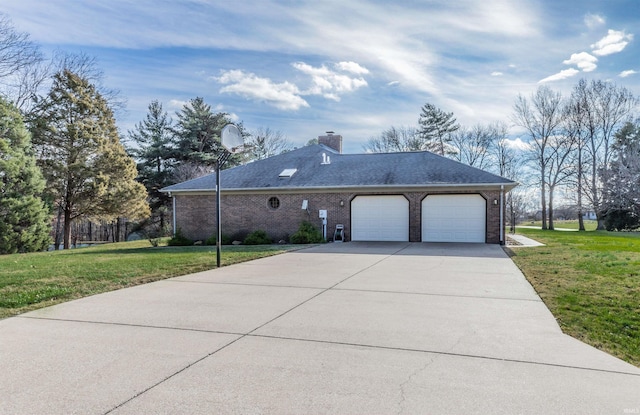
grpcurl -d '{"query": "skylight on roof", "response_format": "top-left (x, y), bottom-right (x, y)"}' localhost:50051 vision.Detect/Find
top-left (279, 168), bottom-right (297, 178)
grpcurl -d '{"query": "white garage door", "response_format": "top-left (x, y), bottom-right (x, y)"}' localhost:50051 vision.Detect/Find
top-left (351, 196), bottom-right (409, 241)
top-left (422, 194), bottom-right (486, 243)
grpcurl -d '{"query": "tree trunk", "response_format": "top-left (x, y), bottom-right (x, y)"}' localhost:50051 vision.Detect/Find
top-left (54, 204), bottom-right (63, 250)
top-left (63, 206), bottom-right (72, 250)
top-left (541, 171), bottom-right (547, 230)
top-left (577, 150), bottom-right (585, 231)
top-left (115, 218), bottom-right (121, 242)
top-left (548, 185), bottom-right (555, 230)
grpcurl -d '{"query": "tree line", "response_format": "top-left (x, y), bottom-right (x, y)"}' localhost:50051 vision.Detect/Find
top-left (1, 11), bottom-right (638, 254)
top-left (0, 13), bottom-right (293, 253)
top-left (366, 81), bottom-right (639, 231)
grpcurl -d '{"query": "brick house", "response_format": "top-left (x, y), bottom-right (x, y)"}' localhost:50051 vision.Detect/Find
top-left (161, 134), bottom-right (518, 244)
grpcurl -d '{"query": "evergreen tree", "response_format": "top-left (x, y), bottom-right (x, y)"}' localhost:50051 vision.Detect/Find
top-left (418, 103), bottom-right (459, 156)
top-left (0, 97), bottom-right (51, 253)
top-left (603, 122), bottom-right (640, 230)
top-left (173, 97), bottom-right (242, 171)
top-left (30, 69), bottom-right (149, 249)
top-left (128, 100), bottom-right (175, 229)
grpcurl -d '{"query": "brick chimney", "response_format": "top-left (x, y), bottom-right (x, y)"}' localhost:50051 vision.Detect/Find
top-left (318, 131), bottom-right (342, 154)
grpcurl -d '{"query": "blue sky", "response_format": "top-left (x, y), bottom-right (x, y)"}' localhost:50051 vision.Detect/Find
top-left (3, 0), bottom-right (639, 152)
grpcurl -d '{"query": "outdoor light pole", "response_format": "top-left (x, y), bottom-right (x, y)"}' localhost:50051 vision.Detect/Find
top-left (217, 124), bottom-right (244, 268)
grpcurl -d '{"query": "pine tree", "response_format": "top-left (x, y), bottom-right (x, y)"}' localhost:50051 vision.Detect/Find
top-left (0, 97), bottom-right (51, 253)
top-left (30, 69), bottom-right (150, 249)
top-left (603, 122), bottom-right (640, 230)
top-left (128, 100), bottom-right (175, 229)
top-left (418, 103), bottom-right (460, 156)
top-left (173, 97), bottom-right (242, 171)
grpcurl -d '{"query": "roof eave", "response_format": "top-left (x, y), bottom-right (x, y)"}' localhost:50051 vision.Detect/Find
top-left (162, 182), bottom-right (519, 195)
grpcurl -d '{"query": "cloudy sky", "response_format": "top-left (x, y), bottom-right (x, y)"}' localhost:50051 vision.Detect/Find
top-left (3, 0), bottom-right (638, 152)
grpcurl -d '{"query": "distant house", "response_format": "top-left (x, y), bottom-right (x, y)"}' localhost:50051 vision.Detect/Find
top-left (162, 134), bottom-right (518, 244)
top-left (583, 211), bottom-right (597, 220)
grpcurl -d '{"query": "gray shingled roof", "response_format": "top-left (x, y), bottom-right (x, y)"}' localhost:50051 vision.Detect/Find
top-left (161, 144), bottom-right (517, 193)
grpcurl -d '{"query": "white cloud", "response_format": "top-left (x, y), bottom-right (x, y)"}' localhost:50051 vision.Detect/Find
top-left (167, 99), bottom-right (188, 110)
top-left (292, 62), bottom-right (368, 101)
top-left (506, 137), bottom-right (530, 151)
top-left (620, 70), bottom-right (638, 78)
top-left (562, 52), bottom-right (598, 72)
top-left (584, 13), bottom-right (605, 29)
top-left (216, 70), bottom-right (309, 111)
top-left (491, 71), bottom-right (503, 76)
top-left (591, 29), bottom-right (634, 56)
top-left (335, 61), bottom-right (369, 75)
top-left (538, 68), bottom-right (580, 83)
top-left (387, 81), bottom-right (400, 87)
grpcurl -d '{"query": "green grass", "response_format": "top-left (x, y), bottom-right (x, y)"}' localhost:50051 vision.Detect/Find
top-left (506, 228), bottom-right (640, 367)
top-left (0, 239), bottom-right (299, 319)
top-left (519, 219), bottom-right (598, 231)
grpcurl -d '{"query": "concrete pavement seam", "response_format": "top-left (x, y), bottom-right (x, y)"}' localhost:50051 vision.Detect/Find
top-left (244, 243), bottom-right (414, 336)
top-left (160, 280), bottom-right (543, 303)
top-left (103, 335), bottom-right (246, 415)
top-left (248, 333), bottom-right (640, 378)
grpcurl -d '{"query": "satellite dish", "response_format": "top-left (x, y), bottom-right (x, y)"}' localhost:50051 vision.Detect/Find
top-left (221, 124), bottom-right (244, 153)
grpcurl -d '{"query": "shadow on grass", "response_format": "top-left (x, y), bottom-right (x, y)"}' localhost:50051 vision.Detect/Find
top-left (70, 244), bottom-right (299, 256)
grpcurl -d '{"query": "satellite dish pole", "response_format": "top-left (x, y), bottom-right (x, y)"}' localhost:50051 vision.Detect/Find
top-left (216, 124), bottom-right (245, 267)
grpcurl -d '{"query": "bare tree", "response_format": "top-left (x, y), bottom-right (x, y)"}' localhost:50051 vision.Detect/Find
top-left (571, 80), bottom-right (637, 230)
top-left (0, 14), bottom-right (42, 78)
top-left (512, 86), bottom-right (564, 230)
top-left (451, 123), bottom-right (506, 169)
top-left (0, 14), bottom-right (46, 111)
top-left (564, 87), bottom-right (590, 230)
top-left (247, 127), bottom-right (292, 160)
top-left (544, 133), bottom-right (576, 230)
top-left (172, 162), bottom-right (212, 183)
top-left (364, 126), bottom-right (421, 153)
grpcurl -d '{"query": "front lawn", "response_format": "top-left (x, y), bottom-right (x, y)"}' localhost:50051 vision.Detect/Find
top-left (0, 240), bottom-right (299, 319)
top-left (519, 219), bottom-right (598, 230)
top-left (507, 228), bottom-right (640, 367)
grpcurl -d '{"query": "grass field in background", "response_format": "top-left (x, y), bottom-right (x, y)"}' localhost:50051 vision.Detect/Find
top-left (0, 240), bottom-right (298, 319)
top-left (507, 228), bottom-right (640, 367)
top-left (519, 219), bottom-right (598, 231)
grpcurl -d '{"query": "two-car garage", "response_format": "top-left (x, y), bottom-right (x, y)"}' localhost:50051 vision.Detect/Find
top-left (350, 194), bottom-right (486, 243)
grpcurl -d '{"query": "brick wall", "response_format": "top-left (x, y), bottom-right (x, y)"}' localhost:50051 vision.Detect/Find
top-left (174, 189), bottom-right (505, 244)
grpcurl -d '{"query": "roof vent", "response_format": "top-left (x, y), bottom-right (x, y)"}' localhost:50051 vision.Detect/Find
top-left (279, 168), bottom-right (297, 178)
top-left (321, 153), bottom-right (331, 165)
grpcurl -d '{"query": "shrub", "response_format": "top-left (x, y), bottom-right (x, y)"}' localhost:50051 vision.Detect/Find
top-left (167, 229), bottom-right (194, 246)
top-left (290, 221), bottom-right (324, 244)
top-left (205, 233), bottom-right (233, 246)
top-left (140, 220), bottom-right (170, 247)
top-left (243, 230), bottom-right (272, 245)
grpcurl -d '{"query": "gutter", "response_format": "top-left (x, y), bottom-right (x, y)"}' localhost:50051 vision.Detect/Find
top-left (161, 182), bottom-right (519, 195)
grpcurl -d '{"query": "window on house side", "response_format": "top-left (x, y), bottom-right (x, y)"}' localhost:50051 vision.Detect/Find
top-left (268, 197), bottom-right (280, 209)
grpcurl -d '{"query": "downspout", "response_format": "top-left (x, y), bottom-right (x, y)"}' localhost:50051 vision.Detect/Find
top-left (171, 192), bottom-right (177, 237)
top-left (499, 185), bottom-right (504, 245)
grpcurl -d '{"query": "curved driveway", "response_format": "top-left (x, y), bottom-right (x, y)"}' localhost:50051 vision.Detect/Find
top-left (1, 243), bottom-right (639, 414)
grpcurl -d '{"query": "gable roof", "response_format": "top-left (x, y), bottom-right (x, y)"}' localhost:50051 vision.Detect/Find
top-left (161, 144), bottom-right (518, 194)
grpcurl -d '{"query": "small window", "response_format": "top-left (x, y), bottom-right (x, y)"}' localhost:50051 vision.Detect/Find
top-left (268, 197), bottom-right (280, 209)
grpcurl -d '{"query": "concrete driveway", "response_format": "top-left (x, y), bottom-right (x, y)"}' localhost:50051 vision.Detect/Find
top-left (1, 243), bottom-right (639, 414)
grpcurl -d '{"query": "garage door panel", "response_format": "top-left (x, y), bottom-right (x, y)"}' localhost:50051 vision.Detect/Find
top-left (352, 196), bottom-right (409, 242)
top-left (422, 195), bottom-right (485, 243)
